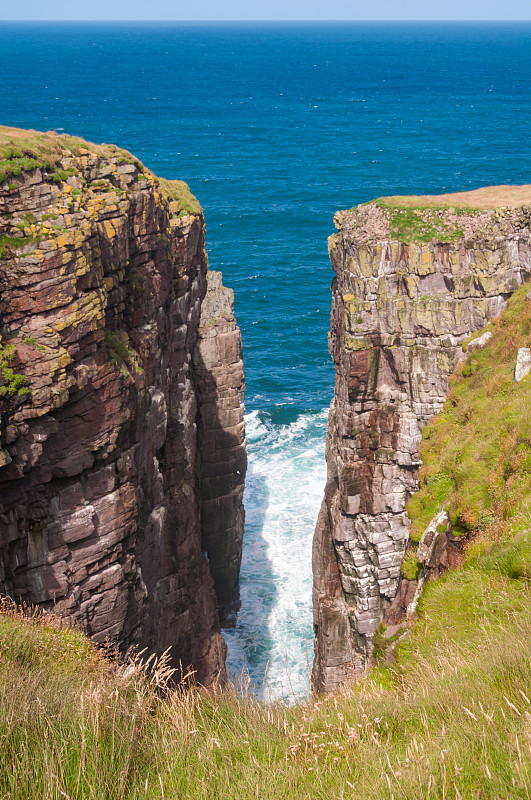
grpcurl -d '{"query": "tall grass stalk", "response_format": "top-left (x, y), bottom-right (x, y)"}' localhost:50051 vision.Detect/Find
top-left (2, 559), bottom-right (531, 799)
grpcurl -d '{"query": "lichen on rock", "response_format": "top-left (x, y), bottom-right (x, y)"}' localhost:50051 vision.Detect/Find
top-left (0, 125), bottom-right (246, 686)
top-left (313, 187), bottom-right (531, 692)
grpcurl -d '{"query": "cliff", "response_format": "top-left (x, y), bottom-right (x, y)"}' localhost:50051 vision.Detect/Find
top-left (194, 271), bottom-right (246, 627)
top-left (313, 186), bottom-right (531, 692)
top-left (0, 126), bottom-right (246, 685)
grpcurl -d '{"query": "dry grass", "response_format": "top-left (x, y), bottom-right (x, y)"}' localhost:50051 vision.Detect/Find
top-left (2, 547), bottom-right (531, 800)
top-left (378, 184), bottom-right (531, 209)
top-left (0, 124), bottom-right (109, 159)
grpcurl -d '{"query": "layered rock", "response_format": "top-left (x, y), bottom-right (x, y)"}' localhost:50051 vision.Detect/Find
top-left (313, 189), bottom-right (531, 692)
top-left (194, 271), bottom-right (246, 627)
top-left (0, 126), bottom-right (246, 685)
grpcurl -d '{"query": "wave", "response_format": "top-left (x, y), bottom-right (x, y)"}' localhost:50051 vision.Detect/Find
top-left (224, 407), bottom-right (328, 701)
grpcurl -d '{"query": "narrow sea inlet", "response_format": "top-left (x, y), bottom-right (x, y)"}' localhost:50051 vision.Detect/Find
top-left (224, 409), bottom-right (328, 699)
top-left (3, 20), bottom-right (531, 696)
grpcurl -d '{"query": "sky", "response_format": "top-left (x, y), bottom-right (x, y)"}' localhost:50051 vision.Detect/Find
top-left (2, 0), bottom-right (531, 22)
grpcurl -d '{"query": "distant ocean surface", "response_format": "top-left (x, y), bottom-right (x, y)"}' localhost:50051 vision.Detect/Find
top-left (3, 21), bottom-right (531, 698)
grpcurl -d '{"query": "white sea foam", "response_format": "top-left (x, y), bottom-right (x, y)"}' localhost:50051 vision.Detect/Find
top-left (224, 408), bottom-right (328, 701)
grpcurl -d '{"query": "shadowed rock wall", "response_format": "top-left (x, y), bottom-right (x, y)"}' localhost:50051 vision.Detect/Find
top-left (194, 271), bottom-right (246, 627)
top-left (313, 198), bottom-right (531, 692)
top-left (0, 128), bottom-right (245, 685)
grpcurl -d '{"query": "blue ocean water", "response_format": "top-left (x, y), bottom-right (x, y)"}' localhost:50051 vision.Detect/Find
top-left (2, 21), bottom-right (531, 697)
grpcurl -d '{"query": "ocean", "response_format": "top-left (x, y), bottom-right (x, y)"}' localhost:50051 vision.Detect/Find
top-left (2, 20), bottom-right (531, 698)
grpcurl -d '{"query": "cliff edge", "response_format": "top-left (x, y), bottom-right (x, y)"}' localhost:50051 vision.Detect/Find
top-left (313, 186), bottom-right (531, 692)
top-left (0, 126), bottom-right (246, 684)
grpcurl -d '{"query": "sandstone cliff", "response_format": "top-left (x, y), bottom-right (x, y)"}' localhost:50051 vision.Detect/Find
top-left (0, 126), bottom-right (246, 685)
top-left (313, 187), bottom-right (531, 692)
top-left (194, 271), bottom-right (246, 627)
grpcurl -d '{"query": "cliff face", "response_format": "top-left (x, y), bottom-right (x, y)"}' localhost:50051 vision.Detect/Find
top-left (0, 126), bottom-right (246, 685)
top-left (313, 188), bottom-right (531, 692)
top-left (194, 271), bottom-right (246, 627)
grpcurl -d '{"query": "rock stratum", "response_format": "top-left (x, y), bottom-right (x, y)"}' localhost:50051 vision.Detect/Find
top-left (0, 126), bottom-right (246, 685)
top-left (313, 187), bottom-right (531, 692)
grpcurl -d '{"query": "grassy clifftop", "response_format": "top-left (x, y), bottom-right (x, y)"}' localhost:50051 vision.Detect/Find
top-left (378, 184), bottom-right (531, 210)
top-left (338, 184), bottom-right (531, 243)
top-left (0, 124), bottom-right (201, 216)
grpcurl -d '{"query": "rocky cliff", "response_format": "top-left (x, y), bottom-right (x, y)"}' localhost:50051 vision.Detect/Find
top-left (194, 271), bottom-right (246, 627)
top-left (313, 186), bottom-right (531, 692)
top-left (0, 126), bottom-right (246, 685)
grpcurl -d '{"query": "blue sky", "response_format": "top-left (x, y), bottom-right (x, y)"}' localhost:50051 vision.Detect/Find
top-left (2, 0), bottom-right (531, 21)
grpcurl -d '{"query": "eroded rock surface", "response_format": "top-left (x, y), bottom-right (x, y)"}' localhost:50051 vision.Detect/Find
top-left (313, 195), bottom-right (531, 692)
top-left (194, 271), bottom-right (246, 627)
top-left (0, 127), bottom-right (246, 685)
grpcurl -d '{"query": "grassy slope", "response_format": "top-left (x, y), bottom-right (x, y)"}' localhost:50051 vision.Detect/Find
top-left (2, 564), bottom-right (531, 799)
top-left (408, 280), bottom-right (531, 552)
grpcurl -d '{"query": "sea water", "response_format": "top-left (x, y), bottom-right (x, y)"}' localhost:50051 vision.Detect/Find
top-left (2, 21), bottom-right (531, 697)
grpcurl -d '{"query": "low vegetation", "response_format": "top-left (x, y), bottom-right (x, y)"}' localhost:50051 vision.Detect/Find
top-left (104, 330), bottom-right (144, 380)
top-left (0, 344), bottom-right (29, 398)
top-left (0, 125), bottom-right (201, 224)
top-left (0, 126), bottom-right (103, 183)
top-left (378, 184), bottom-right (531, 209)
top-left (0, 125), bottom-right (145, 183)
top-left (2, 533), bottom-right (531, 800)
top-left (408, 280), bottom-right (531, 547)
top-left (374, 199), bottom-right (468, 242)
top-left (157, 177), bottom-right (202, 216)
top-left (367, 185), bottom-right (531, 243)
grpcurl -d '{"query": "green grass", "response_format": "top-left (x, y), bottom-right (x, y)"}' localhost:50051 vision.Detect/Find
top-left (0, 126), bottom-right (202, 225)
top-left (0, 234), bottom-right (40, 260)
top-left (0, 126), bottom-right (140, 185)
top-left (0, 344), bottom-right (29, 398)
top-left (104, 330), bottom-right (144, 379)
top-left (408, 280), bottom-right (531, 543)
top-left (3, 279), bottom-right (531, 799)
top-left (157, 177), bottom-right (202, 216)
top-left (3, 538), bottom-right (531, 800)
top-left (0, 126), bottom-right (99, 183)
top-left (374, 200), bottom-right (467, 243)
top-left (401, 546), bottom-right (421, 580)
top-left (357, 186), bottom-right (531, 243)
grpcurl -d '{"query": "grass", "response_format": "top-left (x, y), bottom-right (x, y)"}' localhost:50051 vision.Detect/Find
top-left (407, 280), bottom-right (531, 545)
top-left (374, 200), bottom-right (467, 243)
top-left (0, 234), bottom-right (38, 259)
top-left (3, 534), bottom-right (531, 800)
top-left (0, 343), bottom-right (29, 398)
top-left (358, 185), bottom-right (531, 243)
top-left (377, 184), bottom-right (531, 209)
top-left (0, 125), bottom-right (107, 183)
top-left (104, 330), bottom-right (144, 380)
top-left (157, 177), bottom-right (202, 216)
top-left (3, 269), bottom-right (531, 799)
top-left (0, 124), bottom-right (202, 220)
top-left (401, 546), bottom-right (421, 580)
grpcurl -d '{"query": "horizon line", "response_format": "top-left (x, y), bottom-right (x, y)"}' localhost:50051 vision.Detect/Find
top-left (2, 18), bottom-right (531, 23)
